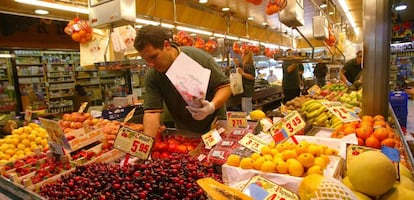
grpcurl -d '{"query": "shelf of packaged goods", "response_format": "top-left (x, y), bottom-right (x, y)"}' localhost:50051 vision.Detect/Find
top-left (76, 69), bottom-right (97, 72)
top-left (99, 75), bottom-right (123, 78)
top-left (48, 80), bottom-right (75, 84)
top-left (17, 74), bottom-right (44, 77)
top-left (79, 82), bottom-right (100, 86)
top-left (45, 62), bottom-right (73, 65)
top-left (15, 63), bottom-right (43, 66)
top-left (48, 87), bottom-right (73, 91)
top-left (76, 76), bottom-right (98, 79)
top-left (49, 94), bottom-right (74, 99)
top-left (47, 75), bottom-right (73, 78)
top-left (0, 78), bottom-right (8, 81)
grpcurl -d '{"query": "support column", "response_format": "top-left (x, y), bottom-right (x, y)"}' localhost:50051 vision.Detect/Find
top-left (361, 0), bottom-right (393, 117)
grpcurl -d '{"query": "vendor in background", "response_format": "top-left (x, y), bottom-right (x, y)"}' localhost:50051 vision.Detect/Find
top-left (267, 70), bottom-right (278, 83)
top-left (340, 50), bottom-right (363, 86)
top-left (314, 63), bottom-right (328, 87)
top-left (73, 84), bottom-right (89, 111)
top-left (282, 60), bottom-right (304, 103)
top-left (233, 51), bottom-right (256, 113)
top-left (133, 25), bottom-right (231, 138)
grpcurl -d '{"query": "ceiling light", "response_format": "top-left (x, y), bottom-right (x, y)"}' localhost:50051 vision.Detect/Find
top-left (0, 54), bottom-right (14, 58)
top-left (222, 7), bottom-right (230, 12)
top-left (176, 26), bottom-right (212, 36)
top-left (247, 16), bottom-right (254, 21)
top-left (34, 9), bottom-right (49, 15)
top-left (329, 11), bottom-right (334, 15)
top-left (15, 0), bottom-right (89, 14)
top-left (320, 2), bottom-right (327, 9)
top-left (199, 0), bottom-right (208, 3)
top-left (262, 22), bottom-right (268, 26)
top-left (394, 3), bottom-right (407, 11)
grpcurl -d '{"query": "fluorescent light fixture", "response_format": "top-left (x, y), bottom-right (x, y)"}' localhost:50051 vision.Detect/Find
top-left (395, 3), bottom-right (407, 11)
top-left (225, 35), bottom-right (239, 41)
top-left (34, 9), bottom-right (49, 15)
top-left (0, 54), bottom-right (14, 58)
top-left (336, 0), bottom-right (357, 34)
top-left (160, 23), bottom-right (175, 29)
top-left (176, 26), bottom-right (212, 36)
top-left (135, 18), bottom-right (160, 26)
top-left (239, 38), bottom-right (250, 42)
top-left (199, 0), bottom-right (208, 3)
top-left (213, 33), bottom-right (226, 38)
top-left (15, 0), bottom-right (89, 14)
top-left (262, 22), bottom-right (268, 26)
top-left (249, 40), bottom-right (259, 45)
top-left (222, 7), bottom-right (230, 12)
top-left (329, 11), bottom-right (334, 15)
top-left (247, 16), bottom-right (254, 21)
top-left (320, 3), bottom-right (327, 8)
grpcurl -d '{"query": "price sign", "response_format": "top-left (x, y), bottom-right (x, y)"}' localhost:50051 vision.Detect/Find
top-left (226, 111), bottom-right (248, 128)
top-left (123, 107), bottom-right (136, 123)
top-left (238, 133), bottom-right (267, 153)
top-left (39, 118), bottom-right (71, 154)
top-left (322, 101), bottom-right (360, 122)
top-left (281, 111), bottom-right (305, 137)
top-left (78, 102), bottom-right (88, 113)
top-left (114, 127), bottom-right (154, 160)
top-left (307, 84), bottom-right (321, 96)
top-left (242, 176), bottom-right (300, 200)
top-left (201, 130), bottom-right (222, 149)
top-left (24, 106), bottom-right (32, 122)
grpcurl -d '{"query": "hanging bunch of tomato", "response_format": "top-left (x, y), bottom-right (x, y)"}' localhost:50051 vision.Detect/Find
top-left (194, 37), bottom-right (205, 49)
top-left (233, 42), bottom-right (242, 55)
top-left (205, 39), bottom-right (218, 53)
top-left (264, 48), bottom-right (274, 58)
top-left (325, 28), bottom-right (336, 47)
top-left (266, 0), bottom-right (287, 15)
top-left (246, 0), bottom-right (263, 5)
top-left (247, 44), bottom-right (260, 55)
top-left (64, 17), bottom-right (93, 43)
top-left (173, 31), bottom-right (193, 46)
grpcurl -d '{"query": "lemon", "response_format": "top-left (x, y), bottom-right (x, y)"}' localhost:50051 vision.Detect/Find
top-left (23, 126), bottom-right (32, 134)
top-left (7, 144), bottom-right (16, 149)
top-left (250, 110), bottom-right (266, 120)
top-left (260, 146), bottom-right (271, 155)
top-left (2, 154), bottom-right (10, 160)
top-left (296, 141), bottom-right (310, 155)
top-left (306, 165), bottom-right (323, 175)
top-left (226, 154), bottom-right (241, 167)
top-left (15, 150), bottom-right (24, 157)
top-left (10, 138), bottom-right (19, 146)
top-left (28, 123), bottom-right (39, 129)
top-left (5, 148), bottom-right (15, 156)
top-left (35, 137), bottom-right (43, 145)
top-left (17, 144), bottom-right (26, 151)
top-left (30, 144), bottom-right (38, 151)
top-left (308, 144), bottom-right (323, 157)
top-left (282, 149), bottom-right (297, 161)
top-left (239, 157), bottom-right (254, 169)
top-left (19, 133), bottom-right (29, 141)
top-left (263, 154), bottom-right (273, 161)
top-left (270, 149), bottom-right (279, 156)
top-left (272, 154), bottom-right (284, 163)
top-left (297, 153), bottom-right (315, 168)
top-left (275, 159), bottom-right (288, 174)
top-left (324, 147), bottom-right (338, 156)
top-left (287, 158), bottom-right (304, 177)
top-left (268, 141), bottom-right (276, 149)
top-left (314, 157), bottom-right (328, 169)
top-left (261, 161), bottom-right (276, 173)
top-left (253, 156), bottom-right (266, 170)
top-left (0, 144), bottom-right (8, 152)
top-left (21, 139), bottom-right (30, 147)
top-left (41, 139), bottom-right (48, 146)
top-left (250, 152), bottom-right (261, 161)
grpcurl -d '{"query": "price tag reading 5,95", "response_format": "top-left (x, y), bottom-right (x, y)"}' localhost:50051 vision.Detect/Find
top-left (281, 111), bottom-right (305, 136)
top-left (114, 127), bottom-right (154, 160)
top-left (322, 101), bottom-right (359, 123)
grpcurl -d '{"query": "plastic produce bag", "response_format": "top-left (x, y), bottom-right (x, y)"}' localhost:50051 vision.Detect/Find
top-left (230, 72), bottom-right (243, 96)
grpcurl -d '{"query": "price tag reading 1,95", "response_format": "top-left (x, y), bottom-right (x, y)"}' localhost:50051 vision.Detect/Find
top-left (281, 111), bottom-right (306, 137)
top-left (114, 127), bottom-right (154, 160)
top-left (322, 101), bottom-right (359, 123)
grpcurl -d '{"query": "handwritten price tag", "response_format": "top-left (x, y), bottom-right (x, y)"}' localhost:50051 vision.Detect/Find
top-left (114, 127), bottom-right (154, 160)
top-left (307, 84), bottom-right (321, 96)
top-left (78, 102), bottom-right (88, 113)
top-left (242, 175), bottom-right (300, 200)
top-left (281, 111), bottom-right (305, 137)
top-left (227, 111), bottom-right (248, 128)
top-left (201, 130), bottom-right (222, 149)
top-left (39, 118), bottom-right (71, 154)
top-left (322, 101), bottom-right (359, 122)
top-left (24, 107), bottom-right (32, 122)
top-left (238, 133), bottom-right (267, 153)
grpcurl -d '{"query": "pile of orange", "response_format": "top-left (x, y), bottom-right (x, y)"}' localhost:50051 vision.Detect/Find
top-left (331, 115), bottom-right (400, 149)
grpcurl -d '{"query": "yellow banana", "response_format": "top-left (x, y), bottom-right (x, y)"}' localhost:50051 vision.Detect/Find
top-left (301, 99), bottom-right (318, 111)
top-left (316, 112), bottom-right (329, 124)
top-left (330, 121), bottom-right (343, 129)
top-left (330, 116), bottom-right (342, 125)
top-left (306, 102), bottom-right (322, 113)
top-left (307, 106), bottom-right (325, 119)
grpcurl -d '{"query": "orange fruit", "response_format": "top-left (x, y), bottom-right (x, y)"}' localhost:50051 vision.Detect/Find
top-left (306, 165), bottom-right (323, 175)
top-left (78, 29), bottom-right (86, 37)
top-left (297, 153), bottom-right (315, 168)
top-left (71, 32), bottom-right (81, 42)
top-left (226, 154), bottom-right (240, 167)
top-left (361, 115), bottom-right (374, 123)
top-left (381, 138), bottom-right (396, 148)
top-left (365, 136), bottom-right (381, 149)
top-left (373, 115), bottom-right (385, 121)
top-left (357, 137), bottom-right (365, 145)
top-left (260, 161), bottom-right (276, 173)
top-left (275, 160), bottom-right (288, 174)
top-left (373, 120), bottom-right (387, 128)
top-left (343, 126), bottom-right (356, 135)
top-left (239, 157), bottom-right (254, 169)
top-left (355, 125), bottom-right (373, 139)
top-left (253, 156), bottom-right (266, 170)
top-left (359, 120), bottom-right (373, 128)
top-left (281, 149), bottom-right (297, 161)
top-left (373, 127), bottom-right (389, 141)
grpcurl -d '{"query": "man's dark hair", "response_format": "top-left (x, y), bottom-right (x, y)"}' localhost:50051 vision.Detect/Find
top-left (134, 25), bottom-right (173, 51)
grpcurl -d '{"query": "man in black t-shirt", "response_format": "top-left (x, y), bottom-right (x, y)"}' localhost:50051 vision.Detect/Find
top-left (340, 51), bottom-right (363, 86)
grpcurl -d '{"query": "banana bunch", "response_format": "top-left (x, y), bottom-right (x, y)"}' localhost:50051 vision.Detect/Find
top-left (301, 99), bottom-right (343, 129)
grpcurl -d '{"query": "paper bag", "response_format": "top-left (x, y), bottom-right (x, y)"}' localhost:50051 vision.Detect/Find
top-left (230, 72), bottom-right (243, 95)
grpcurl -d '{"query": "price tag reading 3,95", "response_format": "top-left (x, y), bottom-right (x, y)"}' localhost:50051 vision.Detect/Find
top-left (114, 127), bottom-right (154, 160)
top-left (322, 101), bottom-right (359, 123)
top-left (227, 111), bottom-right (248, 128)
top-left (281, 111), bottom-right (305, 137)
top-left (238, 133), bottom-right (268, 153)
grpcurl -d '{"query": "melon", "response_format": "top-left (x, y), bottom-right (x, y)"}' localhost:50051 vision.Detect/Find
top-left (348, 151), bottom-right (397, 197)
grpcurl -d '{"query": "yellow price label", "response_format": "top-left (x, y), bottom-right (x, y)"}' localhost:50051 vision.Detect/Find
top-left (238, 133), bottom-right (267, 153)
top-left (201, 130), bottom-right (221, 149)
top-left (281, 111), bottom-right (305, 137)
top-left (307, 84), bottom-right (321, 95)
top-left (226, 111), bottom-right (248, 128)
top-left (114, 127), bottom-right (154, 160)
top-left (322, 101), bottom-right (360, 122)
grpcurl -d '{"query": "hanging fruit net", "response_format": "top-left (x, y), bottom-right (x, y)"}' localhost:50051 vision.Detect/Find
top-left (64, 17), bottom-right (93, 43)
top-left (266, 0), bottom-right (287, 15)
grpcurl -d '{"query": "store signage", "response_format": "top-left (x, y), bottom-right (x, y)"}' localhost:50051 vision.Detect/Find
top-left (322, 101), bottom-right (359, 122)
top-left (114, 127), bottom-right (154, 160)
top-left (239, 133), bottom-right (268, 153)
top-left (39, 118), bottom-right (71, 154)
top-left (227, 111), bottom-right (248, 128)
top-left (201, 129), bottom-right (222, 149)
